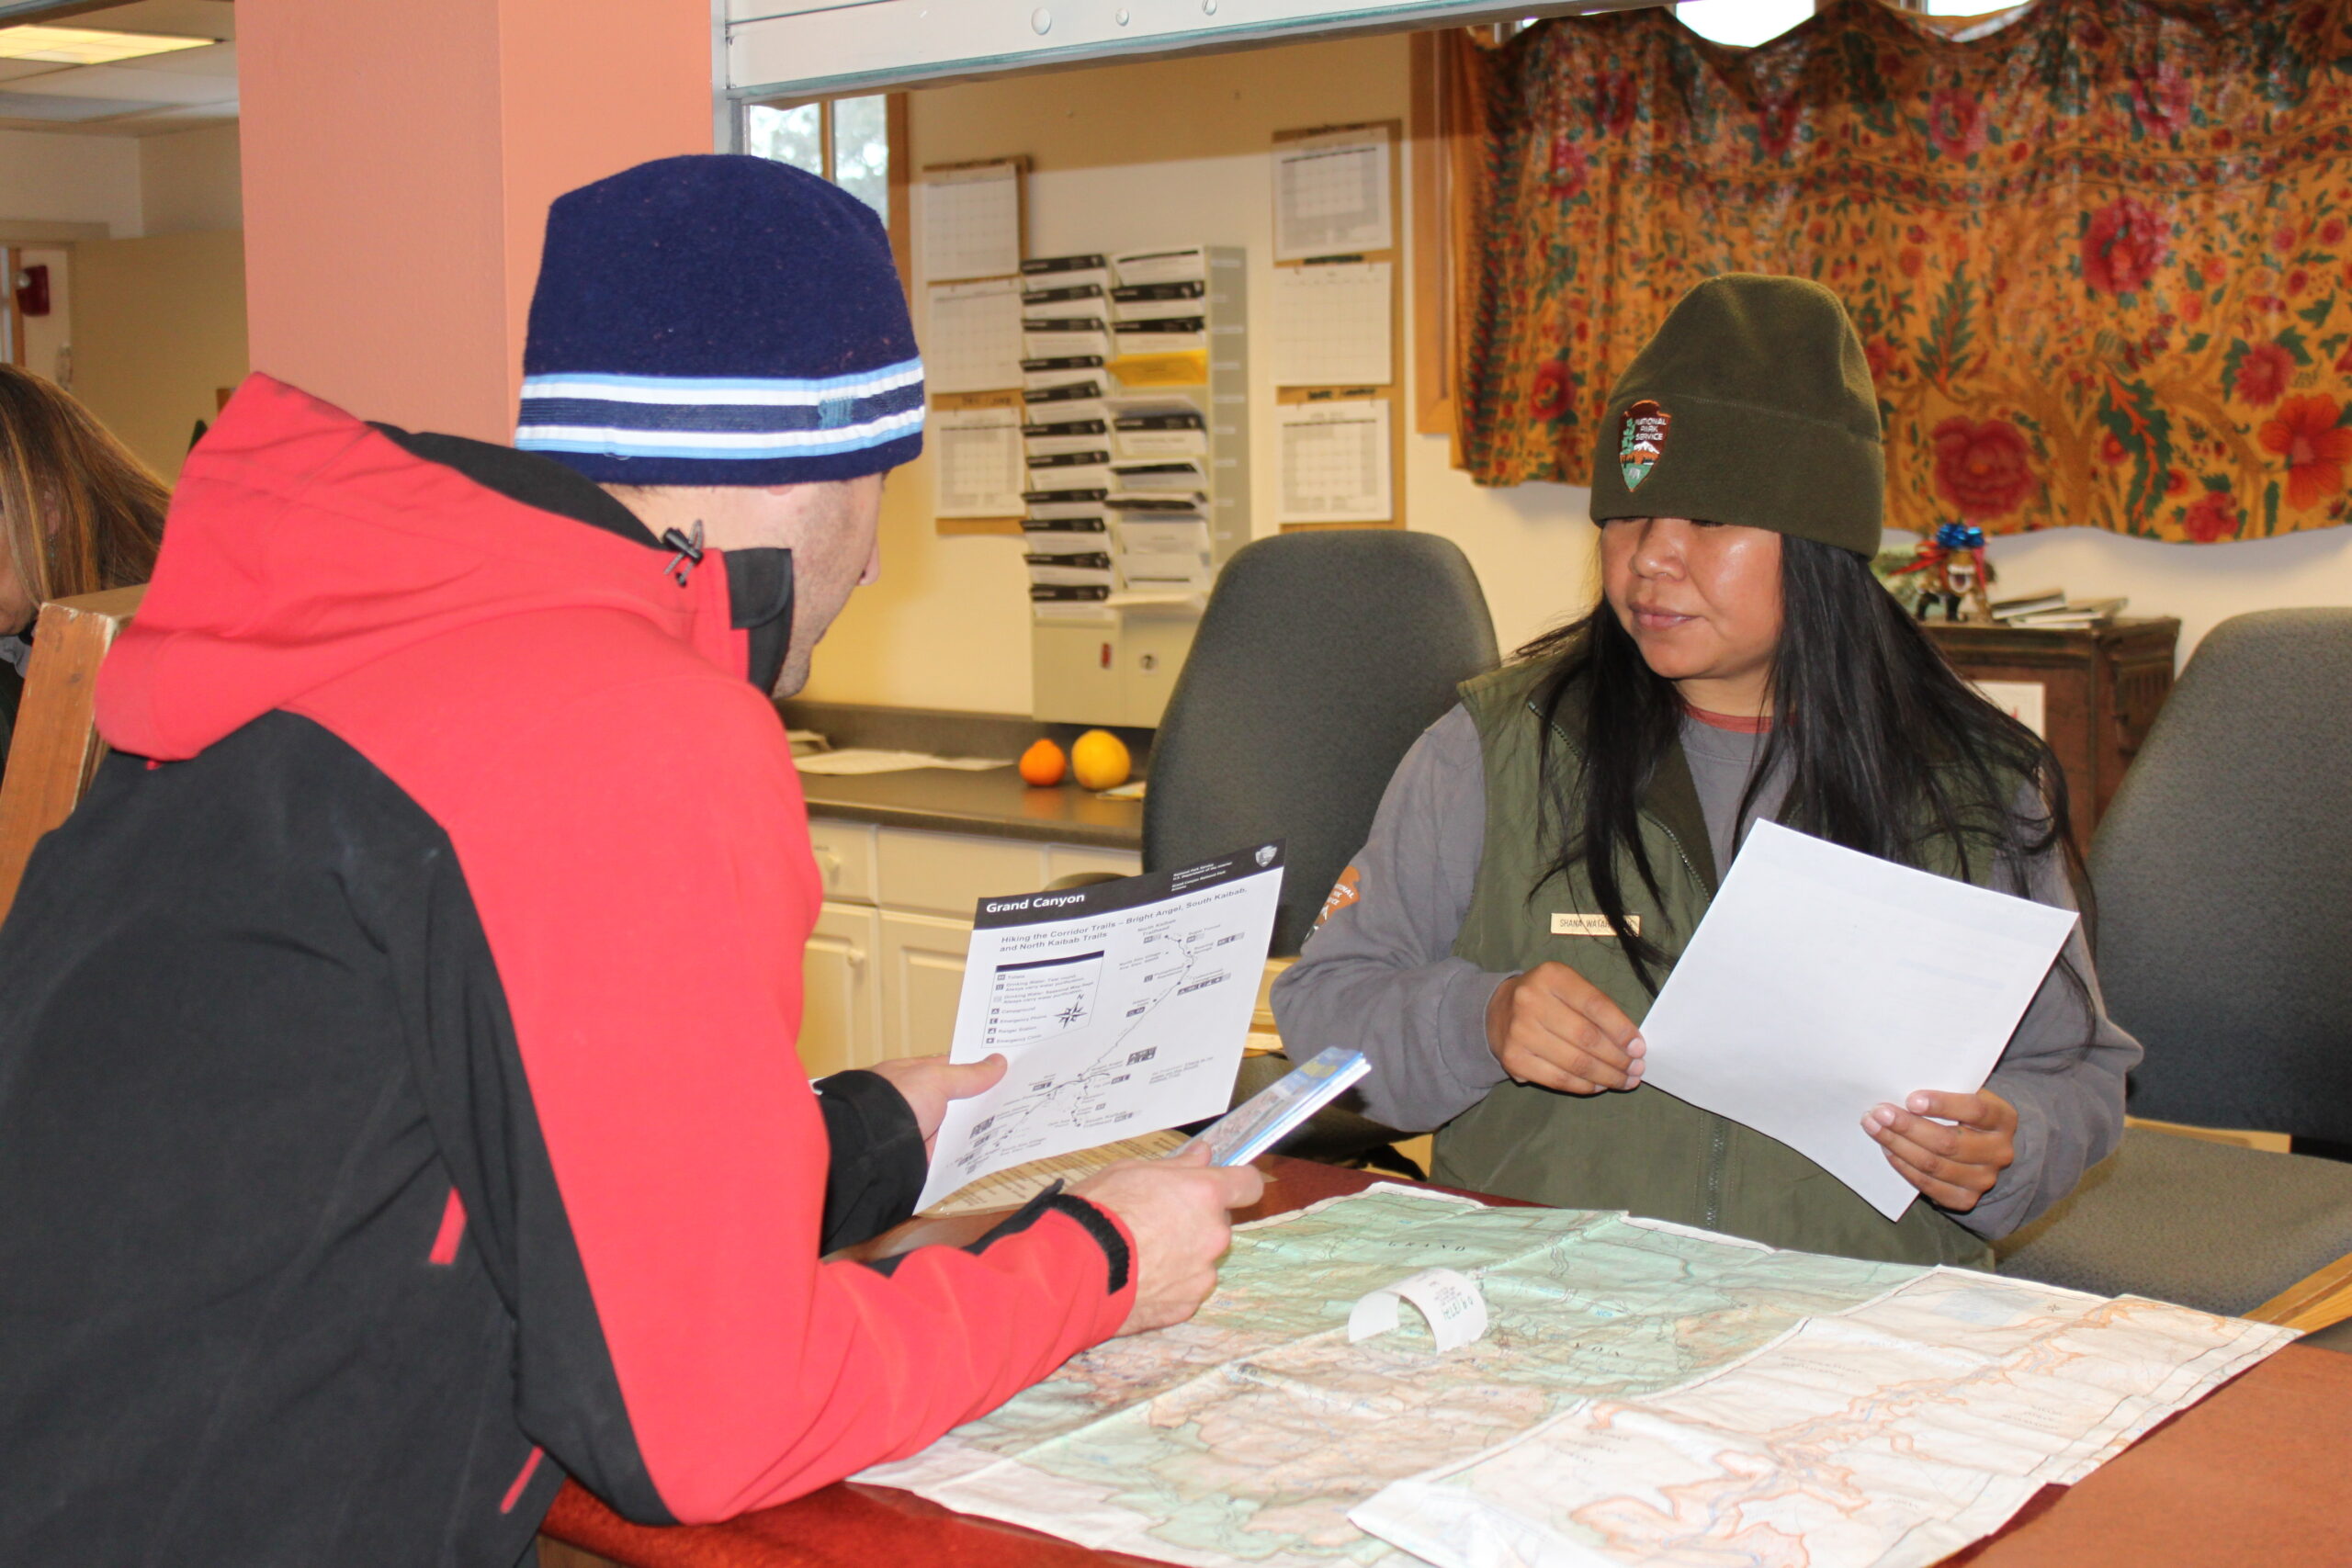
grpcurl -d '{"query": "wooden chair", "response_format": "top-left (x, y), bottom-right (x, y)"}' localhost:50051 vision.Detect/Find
top-left (0, 583), bottom-right (144, 923)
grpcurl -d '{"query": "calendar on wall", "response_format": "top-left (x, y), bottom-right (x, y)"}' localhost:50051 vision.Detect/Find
top-left (1269, 121), bottom-right (1403, 530)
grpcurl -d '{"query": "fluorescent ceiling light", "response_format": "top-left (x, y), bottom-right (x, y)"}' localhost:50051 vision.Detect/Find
top-left (0, 25), bottom-right (216, 66)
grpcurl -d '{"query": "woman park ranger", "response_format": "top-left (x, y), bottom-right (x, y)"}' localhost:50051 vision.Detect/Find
top-left (1272, 274), bottom-right (2139, 1266)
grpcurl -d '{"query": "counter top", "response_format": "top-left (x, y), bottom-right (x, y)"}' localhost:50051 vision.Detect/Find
top-left (798, 765), bottom-right (1143, 850)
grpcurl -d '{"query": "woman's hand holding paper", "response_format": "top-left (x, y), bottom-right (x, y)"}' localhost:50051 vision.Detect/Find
top-left (1866, 1089), bottom-right (2018, 1212)
top-left (1486, 962), bottom-right (1647, 1096)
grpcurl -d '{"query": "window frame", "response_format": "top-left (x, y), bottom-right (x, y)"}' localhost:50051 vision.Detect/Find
top-left (740, 91), bottom-right (914, 294)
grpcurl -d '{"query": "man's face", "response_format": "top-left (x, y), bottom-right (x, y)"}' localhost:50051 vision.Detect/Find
top-left (603, 473), bottom-right (887, 698)
top-left (768, 472), bottom-right (883, 697)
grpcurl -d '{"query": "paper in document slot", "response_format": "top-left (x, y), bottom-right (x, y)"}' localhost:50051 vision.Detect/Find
top-left (1113, 247), bottom-right (1209, 288)
top-left (1635, 821), bottom-right (2077, 1219)
top-left (1023, 283), bottom-right (1105, 310)
top-left (1112, 281), bottom-right (1207, 321)
top-left (1022, 356), bottom-right (1103, 391)
top-left (1114, 317), bottom-right (1208, 353)
top-left (1025, 324), bottom-right (1112, 362)
top-left (1026, 553), bottom-right (1112, 581)
top-left (1023, 253), bottom-right (1111, 294)
top-left (1023, 418), bottom-right (1111, 457)
top-left (1111, 458), bottom-right (1207, 492)
top-left (1021, 517), bottom-right (1107, 552)
top-left (1114, 412), bottom-right (1208, 459)
top-left (915, 844), bottom-right (1286, 1212)
top-left (1023, 386), bottom-right (1109, 425)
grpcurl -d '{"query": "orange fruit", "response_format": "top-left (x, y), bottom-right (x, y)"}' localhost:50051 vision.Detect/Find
top-left (1018, 738), bottom-right (1067, 787)
top-left (1071, 729), bottom-right (1132, 791)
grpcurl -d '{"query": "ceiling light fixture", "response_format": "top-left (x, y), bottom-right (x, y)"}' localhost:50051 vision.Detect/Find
top-left (0, 25), bottom-right (216, 66)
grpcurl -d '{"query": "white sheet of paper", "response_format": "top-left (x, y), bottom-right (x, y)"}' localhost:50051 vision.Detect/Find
top-left (917, 846), bottom-right (1285, 1211)
top-left (1272, 261), bottom-right (1393, 386)
top-left (931, 407), bottom-right (1025, 518)
top-left (924, 278), bottom-right (1024, 394)
top-left (921, 163), bottom-right (1022, 282)
top-left (1635, 820), bottom-right (2077, 1220)
top-left (1276, 398), bottom-right (1392, 524)
top-left (1273, 128), bottom-right (1394, 260)
top-left (794, 750), bottom-right (1011, 775)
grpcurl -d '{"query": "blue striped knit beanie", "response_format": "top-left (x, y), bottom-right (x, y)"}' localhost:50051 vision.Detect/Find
top-left (516, 154), bottom-right (922, 484)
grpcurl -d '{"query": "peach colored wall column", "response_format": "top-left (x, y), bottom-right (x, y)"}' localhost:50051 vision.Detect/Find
top-left (239, 0), bottom-right (714, 442)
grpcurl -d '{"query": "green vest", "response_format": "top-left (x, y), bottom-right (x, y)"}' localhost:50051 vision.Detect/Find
top-left (1431, 661), bottom-right (1993, 1269)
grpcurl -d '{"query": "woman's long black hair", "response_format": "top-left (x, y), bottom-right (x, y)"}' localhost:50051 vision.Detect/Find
top-left (1524, 531), bottom-right (2082, 996)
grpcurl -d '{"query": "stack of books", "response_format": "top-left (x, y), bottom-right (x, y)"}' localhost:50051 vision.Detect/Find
top-left (1988, 590), bottom-right (2128, 629)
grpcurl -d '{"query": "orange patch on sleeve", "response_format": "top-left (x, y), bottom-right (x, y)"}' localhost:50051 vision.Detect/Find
top-left (1316, 866), bottom-right (1363, 929)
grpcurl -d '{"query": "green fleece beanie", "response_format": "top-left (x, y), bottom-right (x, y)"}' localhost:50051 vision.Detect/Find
top-left (1588, 273), bottom-right (1883, 558)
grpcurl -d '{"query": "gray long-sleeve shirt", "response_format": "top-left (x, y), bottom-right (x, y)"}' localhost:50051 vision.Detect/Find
top-left (1270, 705), bottom-right (2142, 1240)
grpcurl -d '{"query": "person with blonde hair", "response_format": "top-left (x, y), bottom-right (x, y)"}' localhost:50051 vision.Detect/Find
top-left (0, 365), bottom-right (167, 760)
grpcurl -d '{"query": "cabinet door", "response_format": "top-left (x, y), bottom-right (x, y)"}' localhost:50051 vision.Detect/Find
top-left (876, 910), bottom-right (974, 1060)
top-left (800, 901), bottom-right (883, 1077)
top-left (1034, 614), bottom-right (1125, 728)
top-left (1046, 845), bottom-right (1141, 884)
top-left (876, 829), bottom-right (1048, 919)
top-left (807, 818), bottom-right (878, 904)
top-left (1119, 612), bottom-right (1198, 728)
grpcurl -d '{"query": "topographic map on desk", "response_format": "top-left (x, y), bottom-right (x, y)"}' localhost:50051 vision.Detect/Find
top-left (858, 1186), bottom-right (2295, 1568)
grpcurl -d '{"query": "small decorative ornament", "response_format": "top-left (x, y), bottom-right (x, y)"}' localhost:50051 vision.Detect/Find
top-left (1892, 521), bottom-right (1996, 622)
top-left (1619, 399), bottom-right (1670, 490)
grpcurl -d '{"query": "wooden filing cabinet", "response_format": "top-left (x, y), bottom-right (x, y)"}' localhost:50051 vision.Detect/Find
top-left (797, 817), bottom-right (1142, 1076)
top-left (1922, 617), bottom-right (2179, 853)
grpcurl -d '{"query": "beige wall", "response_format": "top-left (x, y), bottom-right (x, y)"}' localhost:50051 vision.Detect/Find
top-left (811, 31), bottom-right (2352, 713)
top-left (73, 229), bottom-right (249, 482)
top-left (141, 124), bottom-right (243, 236)
top-left (807, 34), bottom-right (1595, 713)
top-left (1978, 525), bottom-right (2352, 659)
top-left (0, 127), bottom-right (141, 236)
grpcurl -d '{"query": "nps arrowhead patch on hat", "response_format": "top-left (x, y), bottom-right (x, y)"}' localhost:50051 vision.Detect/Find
top-left (1618, 400), bottom-right (1670, 490)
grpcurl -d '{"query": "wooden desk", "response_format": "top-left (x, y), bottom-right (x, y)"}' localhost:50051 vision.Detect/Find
top-left (540, 1157), bottom-right (2352, 1568)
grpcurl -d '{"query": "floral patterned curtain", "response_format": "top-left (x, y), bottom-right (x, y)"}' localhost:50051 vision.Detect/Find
top-left (1453, 0), bottom-right (2352, 541)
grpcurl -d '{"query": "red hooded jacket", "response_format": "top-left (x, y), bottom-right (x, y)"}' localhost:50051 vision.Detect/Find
top-left (0, 375), bottom-right (1133, 1565)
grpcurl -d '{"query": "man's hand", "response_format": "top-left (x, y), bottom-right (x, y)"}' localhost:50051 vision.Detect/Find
top-left (865, 1054), bottom-right (1007, 1158)
top-left (1072, 1143), bottom-right (1263, 1336)
top-left (1486, 961), bottom-right (1645, 1095)
top-left (1865, 1089), bottom-right (2017, 1212)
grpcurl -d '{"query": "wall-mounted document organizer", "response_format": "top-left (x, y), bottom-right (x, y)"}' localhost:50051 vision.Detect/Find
top-left (1270, 122), bottom-right (1404, 531)
top-left (1029, 244), bottom-right (1250, 730)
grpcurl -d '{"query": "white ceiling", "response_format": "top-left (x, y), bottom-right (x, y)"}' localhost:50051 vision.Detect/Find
top-left (0, 0), bottom-right (234, 137)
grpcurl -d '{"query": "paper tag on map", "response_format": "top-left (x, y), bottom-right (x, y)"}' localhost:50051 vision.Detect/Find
top-left (1347, 1268), bottom-right (1487, 1352)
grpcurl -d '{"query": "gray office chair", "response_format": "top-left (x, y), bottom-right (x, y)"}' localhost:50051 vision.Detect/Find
top-left (1145, 530), bottom-right (1498, 1167)
top-left (1146, 530), bottom-right (1499, 955)
top-left (1995, 609), bottom-right (2352, 1315)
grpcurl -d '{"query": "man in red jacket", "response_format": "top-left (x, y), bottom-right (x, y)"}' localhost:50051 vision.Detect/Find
top-left (0, 155), bottom-right (1256, 1565)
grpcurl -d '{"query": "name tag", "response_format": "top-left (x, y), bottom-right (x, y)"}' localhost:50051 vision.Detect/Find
top-left (1552, 913), bottom-right (1637, 938)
